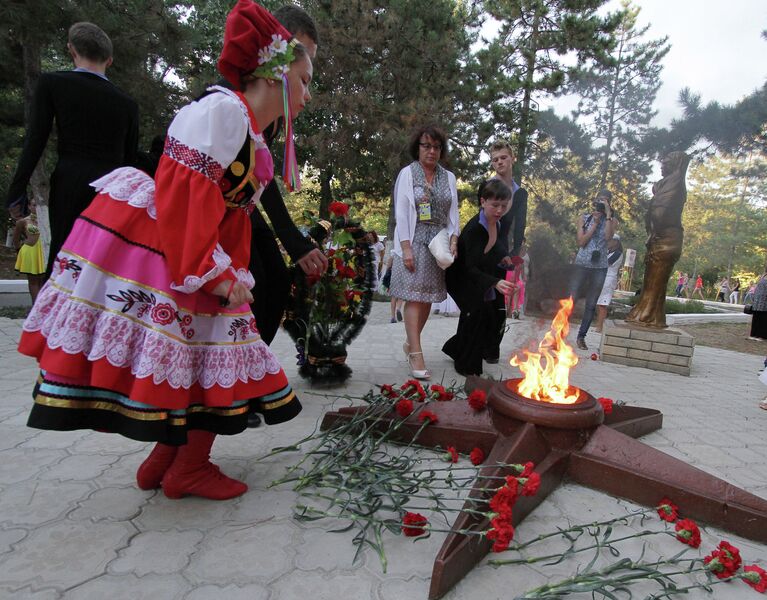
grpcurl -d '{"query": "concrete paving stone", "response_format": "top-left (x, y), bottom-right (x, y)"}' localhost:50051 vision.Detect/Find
top-left (0, 527), bottom-right (28, 555)
top-left (185, 522), bottom-right (297, 584)
top-left (70, 433), bottom-right (149, 455)
top-left (0, 302), bottom-right (766, 599)
top-left (0, 449), bottom-right (67, 485)
top-left (0, 587), bottom-right (59, 600)
top-left (134, 496), bottom-right (232, 531)
top-left (184, 582), bottom-right (269, 600)
top-left (0, 480), bottom-right (93, 527)
top-left (0, 425), bottom-right (40, 450)
top-left (69, 486), bottom-right (148, 522)
top-left (0, 520), bottom-right (132, 589)
top-left (110, 530), bottom-right (204, 576)
top-left (21, 430), bottom-right (91, 451)
top-left (38, 453), bottom-right (120, 482)
top-left (271, 570), bottom-right (374, 600)
top-left (293, 526), bottom-right (370, 572)
top-left (66, 574), bottom-right (189, 600)
top-left (225, 487), bottom-right (299, 524)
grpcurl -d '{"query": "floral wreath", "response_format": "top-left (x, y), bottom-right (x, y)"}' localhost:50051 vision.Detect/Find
top-left (252, 33), bottom-right (295, 80)
top-left (282, 201), bottom-right (376, 384)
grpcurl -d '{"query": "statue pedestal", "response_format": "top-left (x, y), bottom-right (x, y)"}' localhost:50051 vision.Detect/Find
top-left (599, 320), bottom-right (694, 376)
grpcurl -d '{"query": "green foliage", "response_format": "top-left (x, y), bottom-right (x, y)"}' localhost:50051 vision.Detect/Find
top-left (679, 153), bottom-right (767, 278)
top-left (480, 0), bottom-right (622, 180)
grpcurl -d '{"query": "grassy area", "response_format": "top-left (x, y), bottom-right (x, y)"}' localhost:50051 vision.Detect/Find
top-left (0, 306), bottom-right (30, 319)
top-left (613, 297), bottom-right (719, 314)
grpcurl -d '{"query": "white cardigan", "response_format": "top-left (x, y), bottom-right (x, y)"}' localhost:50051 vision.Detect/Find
top-left (392, 163), bottom-right (460, 257)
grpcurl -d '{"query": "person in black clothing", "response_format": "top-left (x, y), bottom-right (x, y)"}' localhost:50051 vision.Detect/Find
top-left (443, 180), bottom-right (516, 376)
top-left (248, 5), bottom-right (329, 345)
top-left (477, 140), bottom-right (528, 363)
top-left (7, 22), bottom-right (139, 278)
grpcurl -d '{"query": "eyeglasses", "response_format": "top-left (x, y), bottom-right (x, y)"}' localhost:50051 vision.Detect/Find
top-left (419, 143), bottom-right (442, 152)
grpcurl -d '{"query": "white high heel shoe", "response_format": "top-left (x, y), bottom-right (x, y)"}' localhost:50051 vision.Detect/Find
top-left (407, 351), bottom-right (431, 380)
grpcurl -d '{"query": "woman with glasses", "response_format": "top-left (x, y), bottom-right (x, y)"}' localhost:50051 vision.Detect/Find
top-left (390, 124), bottom-right (460, 379)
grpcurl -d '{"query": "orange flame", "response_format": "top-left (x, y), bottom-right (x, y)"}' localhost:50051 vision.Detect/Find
top-left (510, 297), bottom-right (579, 404)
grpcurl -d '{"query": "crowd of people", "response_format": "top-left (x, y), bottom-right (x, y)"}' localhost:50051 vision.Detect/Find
top-left (7, 0), bottom-right (767, 503)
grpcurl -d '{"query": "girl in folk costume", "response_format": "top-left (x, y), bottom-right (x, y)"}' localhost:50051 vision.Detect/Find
top-left (18, 0), bottom-right (311, 500)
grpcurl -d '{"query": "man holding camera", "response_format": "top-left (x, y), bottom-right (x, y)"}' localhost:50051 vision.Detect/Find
top-left (568, 190), bottom-right (616, 350)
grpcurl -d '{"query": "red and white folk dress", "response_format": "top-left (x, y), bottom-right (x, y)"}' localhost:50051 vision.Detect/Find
top-left (19, 87), bottom-right (301, 444)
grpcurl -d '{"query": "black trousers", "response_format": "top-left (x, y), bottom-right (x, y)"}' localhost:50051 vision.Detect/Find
top-left (484, 268), bottom-right (509, 361)
top-left (249, 226), bottom-right (292, 345)
top-left (443, 301), bottom-right (497, 376)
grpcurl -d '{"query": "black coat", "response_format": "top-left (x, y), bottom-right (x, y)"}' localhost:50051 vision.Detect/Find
top-left (445, 213), bottom-right (506, 313)
top-left (7, 70), bottom-right (139, 275)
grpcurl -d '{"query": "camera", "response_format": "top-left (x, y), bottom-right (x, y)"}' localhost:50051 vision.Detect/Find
top-left (593, 201), bottom-right (606, 214)
top-left (590, 250), bottom-right (601, 263)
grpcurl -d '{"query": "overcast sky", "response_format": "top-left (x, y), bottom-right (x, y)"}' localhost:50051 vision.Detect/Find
top-left (501, 0), bottom-right (767, 125)
top-left (631, 0), bottom-right (766, 126)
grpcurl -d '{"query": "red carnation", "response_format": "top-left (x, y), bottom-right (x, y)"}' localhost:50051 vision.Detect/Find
top-left (380, 384), bottom-right (398, 399)
top-left (328, 201), bottom-right (350, 217)
top-left (444, 446), bottom-right (459, 463)
top-left (656, 498), bottom-right (679, 522)
top-left (489, 481), bottom-right (518, 518)
top-left (395, 399), bottom-right (414, 418)
top-left (597, 397), bottom-right (613, 414)
top-left (401, 512), bottom-right (428, 537)
top-left (521, 472), bottom-right (541, 496)
top-left (344, 266), bottom-right (357, 279)
top-left (510, 255), bottom-right (524, 266)
top-left (590, 352), bottom-right (599, 361)
top-left (705, 541), bottom-right (742, 579)
top-left (487, 518), bottom-right (515, 552)
top-left (674, 518), bottom-right (701, 548)
top-left (430, 384), bottom-right (454, 401)
top-left (519, 461), bottom-right (535, 477)
top-left (401, 379), bottom-right (426, 401)
top-left (418, 410), bottom-right (438, 425)
top-left (470, 447), bottom-right (485, 465)
top-left (743, 565), bottom-right (767, 593)
top-left (468, 389), bottom-right (487, 411)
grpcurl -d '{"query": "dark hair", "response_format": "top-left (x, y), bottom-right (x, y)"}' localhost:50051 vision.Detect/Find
top-left (68, 22), bottom-right (112, 63)
top-left (408, 124), bottom-right (449, 162)
top-left (479, 179), bottom-right (512, 202)
top-left (596, 189), bottom-right (612, 201)
top-left (273, 5), bottom-right (319, 45)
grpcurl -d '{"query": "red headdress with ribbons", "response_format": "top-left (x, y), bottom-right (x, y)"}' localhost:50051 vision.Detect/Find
top-left (217, 0), bottom-right (301, 191)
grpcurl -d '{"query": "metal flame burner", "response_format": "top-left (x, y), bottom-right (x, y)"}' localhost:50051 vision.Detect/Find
top-left (490, 378), bottom-right (603, 430)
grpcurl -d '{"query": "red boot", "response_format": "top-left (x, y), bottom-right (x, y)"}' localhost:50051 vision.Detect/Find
top-left (162, 430), bottom-right (248, 500)
top-left (136, 443), bottom-right (178, 490)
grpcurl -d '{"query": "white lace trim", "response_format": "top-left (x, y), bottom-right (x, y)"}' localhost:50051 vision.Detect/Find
top-left (231, 266), bottom-right (255, 288)
top-left (91, 167), bottom-right (157, 219)
top-left (24, 286), bottom-right (282, 389)
top-left (170, 244), bottom-right (232, 294)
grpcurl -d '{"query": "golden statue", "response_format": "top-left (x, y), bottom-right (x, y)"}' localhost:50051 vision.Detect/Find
top-left (626, 151), bottom-right (690, 328)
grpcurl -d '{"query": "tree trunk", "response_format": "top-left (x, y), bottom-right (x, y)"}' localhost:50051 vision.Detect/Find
top-left (319, 167), bottom-right (333, 219)
top-left (514, 8), bottom-right (540, 183)
top-left (598, 27), bottom-right (626, 192)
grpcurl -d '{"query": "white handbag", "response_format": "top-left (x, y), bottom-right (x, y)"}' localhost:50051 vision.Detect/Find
top-left (428, 228), bottom-right (454, 270)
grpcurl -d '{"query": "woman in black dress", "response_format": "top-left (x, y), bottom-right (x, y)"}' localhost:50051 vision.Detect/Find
top-left (443, 180), bottom-right (516, 376)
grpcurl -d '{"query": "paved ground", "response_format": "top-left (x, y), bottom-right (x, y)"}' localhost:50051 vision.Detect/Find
top-left (1, 302), bottom-right (766, 599)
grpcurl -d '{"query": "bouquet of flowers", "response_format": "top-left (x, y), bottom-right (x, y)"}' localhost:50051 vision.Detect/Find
top-left (283, 201), bottom-right (376, 384)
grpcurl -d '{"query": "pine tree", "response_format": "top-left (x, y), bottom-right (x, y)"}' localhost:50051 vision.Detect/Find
top-left (570, 0), bottom-right (668, 217)
top-left (480, 0), bottom-right (622, 181)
